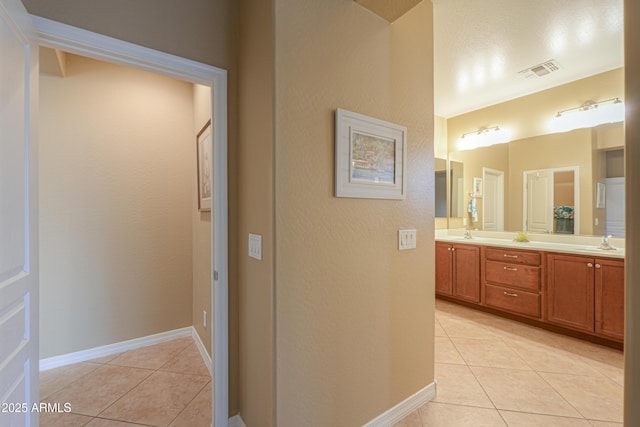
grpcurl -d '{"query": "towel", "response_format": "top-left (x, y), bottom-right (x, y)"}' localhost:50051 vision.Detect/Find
top-left (468, 197), bottom-right (478, 222)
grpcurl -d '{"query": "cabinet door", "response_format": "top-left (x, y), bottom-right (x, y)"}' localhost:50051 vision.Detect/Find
top-left (453, 245), bottom-right (481, 303)
top-left (435, 243), bottom-right (453, 296)
top-left (595, 258), bottom-right (624, 341)
top-left (547, 254), bottom-right (595, 333)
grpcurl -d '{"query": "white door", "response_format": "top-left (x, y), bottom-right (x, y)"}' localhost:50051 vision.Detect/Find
top-left (483, 168), bottom-right (504, 231)
top-left (0, 1), bottom-right (39, 426)
top-left (525, 170), bottom-right (553, 233)
top-left (605, 177), bottom-right (625, 237)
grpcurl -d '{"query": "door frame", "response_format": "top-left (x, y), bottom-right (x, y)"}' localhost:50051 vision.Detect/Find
top-left (482, 167), bottom-right (504, 231)
top-left (31, 16), bottom-right (229, 426)
top-left (523, 166), bottom-right (580, 235)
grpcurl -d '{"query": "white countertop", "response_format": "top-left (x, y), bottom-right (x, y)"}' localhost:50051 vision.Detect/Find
top-left (436, 230), bottom-right (625, 259)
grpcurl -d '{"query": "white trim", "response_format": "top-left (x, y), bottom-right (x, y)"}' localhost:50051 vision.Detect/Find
top-left (30, 16), bottom-right (229, 426)
top-left (39, 327), bottom-right (192, 371)
top-left (191, 326), bottom-right (213, 376)
top-left (229, 414), bottom-right (247, 427)
top-left (362, 381), bottom-right (437, 427)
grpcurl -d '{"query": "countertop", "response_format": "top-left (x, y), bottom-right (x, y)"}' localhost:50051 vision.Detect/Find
top-left (436, 230), bottom-right (625, 259)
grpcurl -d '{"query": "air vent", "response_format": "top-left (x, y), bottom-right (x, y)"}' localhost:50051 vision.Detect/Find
top-left (518, 60), bottom-right (561, 79)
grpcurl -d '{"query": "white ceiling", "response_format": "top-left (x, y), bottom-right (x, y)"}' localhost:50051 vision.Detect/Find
top-left (433, 0), bottom-right (624, 118)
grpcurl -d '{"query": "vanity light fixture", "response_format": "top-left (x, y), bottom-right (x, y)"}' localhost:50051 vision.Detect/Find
top-left (457, 126), bottom-right (512, 151)
top-left (548, 97), bottom-right (625, 133)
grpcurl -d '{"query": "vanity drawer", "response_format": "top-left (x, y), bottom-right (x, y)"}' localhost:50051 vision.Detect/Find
top-left (485, 247), bottom-right (541, 266)
top-left (485, 260), bottom-right (540, 291)
top-left (485, 284), bottom-right (541, 318)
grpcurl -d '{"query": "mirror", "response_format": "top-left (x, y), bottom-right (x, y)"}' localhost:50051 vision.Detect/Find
top-left (447, 123), bottom-right (625, 236)
top-left (435, 158), bottom-right (447, 218)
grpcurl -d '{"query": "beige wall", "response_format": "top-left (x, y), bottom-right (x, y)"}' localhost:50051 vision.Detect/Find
top-left (447, 68), bottom-right (623, 144)
top-left (23, 0), bottom-right (233, 68)
top-left (237, 0), bottom-right (275, 425)
top-left (275, 1), bottom-right (434, 425)
top-left (192, 84), bottom-right (212, 355)
top-left (39, 55), bottom-right (194, 358)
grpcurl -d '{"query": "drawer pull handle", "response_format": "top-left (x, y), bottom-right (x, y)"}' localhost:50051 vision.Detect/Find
top-left (503, 291), bottom-right (518, 297)
top-left (503, 267), bottom-right (518, 272)
top-left (504, 254), bottom-right (518, 258)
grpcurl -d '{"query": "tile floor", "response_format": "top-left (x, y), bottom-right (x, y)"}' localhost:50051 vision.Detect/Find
top-left (395, 299), bottom-right (624, 427)
top-left (39, 336), bottom-right (212, 427)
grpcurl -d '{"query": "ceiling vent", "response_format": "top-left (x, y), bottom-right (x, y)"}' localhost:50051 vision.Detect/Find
top-left (518, 60), bottom-right (561, 79)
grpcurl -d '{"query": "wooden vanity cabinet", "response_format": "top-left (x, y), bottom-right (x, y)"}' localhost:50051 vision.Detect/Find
top-left (546, 254), bottom-right (595, 333)
top-left (435, 242), bottom-right (481, 303)
top-left (595, 258), bottom-right (624, 341)
top-left (547, 253), bottom-right (624, 342)
top-left (483, 247), bottom-right (542, 319)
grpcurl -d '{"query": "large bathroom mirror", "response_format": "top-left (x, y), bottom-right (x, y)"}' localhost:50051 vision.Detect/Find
top-left (447, 122), bottom-right (625, 237)
top-left (435, 158), bottom-right (447, 218)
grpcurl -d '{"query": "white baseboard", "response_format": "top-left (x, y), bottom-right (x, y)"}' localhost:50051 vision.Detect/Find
top-left (229, 414), bottom-right (247, 427)
top-left (39, 327), bottom-right (192, 371)
top-left (362, 381), bottom-right (437, 427)
top-left (191, 326), bottom-right (212, 376)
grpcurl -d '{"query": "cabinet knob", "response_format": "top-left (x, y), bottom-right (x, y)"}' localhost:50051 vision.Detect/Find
top-left (447, 247), bottom-right (451, 251)
top-left (451, 248), bottom-right (456, 252)
top-left (595, 263), bottom-right (601, 269)
top-left (587, 263), bottom-right (593, 268)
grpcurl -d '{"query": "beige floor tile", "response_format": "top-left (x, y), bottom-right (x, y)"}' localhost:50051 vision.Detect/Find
top-left (588, 421), bottom-right (623, 427)
top-left (108, 337), bottom-right (192, 370)
top-left (40, 362), bottom-right (102, 400)
top-left (391, 409), bottom-right (422, 427)
top-left (160, 343), bottom-right (211, 377)
top-left (450, 337), bottom-right (530, 370)
top-left (169, 381), bottom-right (212, 427)
top-left (538, 372), bottom-right (623, 423)
top-left (435, 336), bottom-right (465, 365)
top-left (39, 411), bottom-right (93, 426)
top-left (470, 366), bottom-right (581, 418)
top-left (504, 340), bottom-right (603, 377)
top-left (98, 371), bottom-right (209, 426)
top-left (418, 402), bottom-right (506, 426)
top-left (433, 363), bottom-right (493, 408)
top-left (88, 353), bottom-right (122, 364)
top-left (45, 365), bottom-right (153, 416)
top-left (499, 410), bottom-right (592, 426)
top-left (579, 357), bottom-right (624, 387)
top-left (438, 316), bottom-right (501, 340)
top-left (434, 320), bottom-right (447, 337)
top-left (85, 418), bottom-right (148, 426)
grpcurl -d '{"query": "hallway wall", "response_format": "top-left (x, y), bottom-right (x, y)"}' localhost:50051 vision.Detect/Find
top-left (39, 54), bottom-right (194, 358)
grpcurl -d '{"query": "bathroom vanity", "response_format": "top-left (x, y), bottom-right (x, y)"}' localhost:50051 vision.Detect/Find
top-left (436, 231), bottom-right (624, 346)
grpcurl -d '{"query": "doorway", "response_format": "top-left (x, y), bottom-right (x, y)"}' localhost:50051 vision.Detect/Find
top-left (482, 167), bottom-right (504, 231)
top-left (33, 16), bottom-right (229, 426)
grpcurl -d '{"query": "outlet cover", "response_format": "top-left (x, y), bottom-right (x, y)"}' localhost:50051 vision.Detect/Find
top-left (249, 233), bottom-right (262, 260)
top-left (398, 229), bottom-right (417, 250)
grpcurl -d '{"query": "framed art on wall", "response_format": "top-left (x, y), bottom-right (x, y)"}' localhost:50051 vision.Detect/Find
top-left (335, 108), bottom-right (407, 199)
top-left (197, 119), bottom-right (212, 211)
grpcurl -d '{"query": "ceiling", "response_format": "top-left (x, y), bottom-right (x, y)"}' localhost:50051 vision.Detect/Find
top-left (433, 0), bottom-right (624, 118)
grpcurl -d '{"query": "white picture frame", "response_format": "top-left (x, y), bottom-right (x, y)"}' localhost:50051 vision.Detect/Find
top-left (335, 108), bottom-right (407, 199)
top-left (473, 177), bottom-right (483, 197)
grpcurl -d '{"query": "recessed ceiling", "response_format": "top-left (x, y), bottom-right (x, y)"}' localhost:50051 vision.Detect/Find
top-left (433, 0), bottom-right (624, 118)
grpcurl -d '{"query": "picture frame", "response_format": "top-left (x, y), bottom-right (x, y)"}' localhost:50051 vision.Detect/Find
top-left (473, 177), bottom-right (483, 197)
top-left (596, 182), bottom-right (606, 208)
top-left (335, 108), bottom-right (407, 199)
top-left (196, 119), bottom-right (212, 211)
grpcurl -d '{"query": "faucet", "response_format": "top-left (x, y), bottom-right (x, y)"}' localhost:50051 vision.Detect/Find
top-left (599, 235), bottom-right (616, 250)
top-left (463, 229), bottom-right (473, 240)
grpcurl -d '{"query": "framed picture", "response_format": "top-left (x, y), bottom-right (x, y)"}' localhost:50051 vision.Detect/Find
top-left (596, 182), bottom-right (606, 208)
top-left (473, 177), bottom-right (483, 197)
top-left (335, 108), bottom-right (407, 199)
top-left (196, 119), bottom-right (212, 211)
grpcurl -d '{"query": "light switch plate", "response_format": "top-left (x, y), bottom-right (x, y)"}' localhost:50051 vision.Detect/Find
top-left (398, 229), bottom-right (417, 250)
top-left (249, 233), bottom-right (262, 260)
